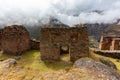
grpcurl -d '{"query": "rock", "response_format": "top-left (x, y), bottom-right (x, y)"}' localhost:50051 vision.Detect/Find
top-left (0, 58), bottom-right (114, 80)
top-left (1, 25), bottom-right (30, 55)
top-left (74, 58), bottom-right (120, 80)
top-left (99, 57), bottom-right (117, 70)
top-left (4, 58), bottom-right (17, 65)
top-left (0, 58), bottom-right (17, 69)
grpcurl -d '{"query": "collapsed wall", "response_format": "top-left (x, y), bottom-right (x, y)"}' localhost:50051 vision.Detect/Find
top-left (1, 25), bottom-right (30, 55)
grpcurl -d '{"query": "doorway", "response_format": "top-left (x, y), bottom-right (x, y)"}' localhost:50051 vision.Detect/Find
top-left (60, 45), bottom-right (70, 61)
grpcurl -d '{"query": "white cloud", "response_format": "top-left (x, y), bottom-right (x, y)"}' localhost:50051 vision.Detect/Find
top-left (0, 0), bottom-right (120, 27)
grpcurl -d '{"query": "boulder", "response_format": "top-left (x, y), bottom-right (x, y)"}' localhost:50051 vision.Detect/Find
top-left (4, 58), bottom-right (17, 65)
top-left (99, 57), bottom-right (117, 70)
top-left (0, 58), bottom-right (17, 69)
top-left (1, 25), bottom-right (30, 55)
top-left (74, 58), bottom-right (120, 80)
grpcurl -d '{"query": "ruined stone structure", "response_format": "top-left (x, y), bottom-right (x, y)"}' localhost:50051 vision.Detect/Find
top-left (0, 25), bottom-right (30, 55)
top-left (0, 28), bottom-right (2, 50)
top-left (99, 35), bottom-right (120, 50)
top-left (31, 39), bottom-right (40, 50)
top-left (40, 27), bottom-right (89, 62)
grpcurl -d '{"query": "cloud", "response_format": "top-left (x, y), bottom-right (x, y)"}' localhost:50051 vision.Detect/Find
top-left (0, 0), bottom-right (120, 27)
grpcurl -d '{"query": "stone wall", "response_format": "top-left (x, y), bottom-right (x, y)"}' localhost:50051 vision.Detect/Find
top-left (99, 36), bottom-right (112, 50)
top-left (30, 39), bottom-right (40, 50)
top-left (94, 50), bottom-right (120, 59)
top-left (99, 36), bottom-right (120, 50)
top-left (1, 25), bottom-right (30, 55)
top-left (0, 28), bottom-right (2, 50)
top-left (113, 39), bottom-right (120, 50)
top-left (40, 27), bottom-right (89, 62)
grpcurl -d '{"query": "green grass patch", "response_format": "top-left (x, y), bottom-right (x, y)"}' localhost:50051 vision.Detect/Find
top-left (0, 51), bottom-right (16, 60)
top-left (0, 50), bottom-right (73, 72)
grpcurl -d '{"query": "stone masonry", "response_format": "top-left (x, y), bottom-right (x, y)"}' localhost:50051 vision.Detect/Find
top-left (1, 25), bottom-right (30, 55)
top-left (40, 27), bottom-right (89, 62)
top-left (0, 28), bottom-right (2, 50)
top-left (99, 35), bottom-right (120, 50)
top-left (30, 39), bottom-right (40, 50)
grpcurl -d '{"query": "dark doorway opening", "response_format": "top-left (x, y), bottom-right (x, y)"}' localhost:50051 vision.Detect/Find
top-left (60, 45), bottom-right (69, 54)
top-left (60, 45), bottom-right (70, 61)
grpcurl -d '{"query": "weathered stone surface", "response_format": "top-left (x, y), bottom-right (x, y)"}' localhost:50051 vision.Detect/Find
top-left (0, 58), bottom-right (17, 70)
top-left (74, 58), bottom-right (120, 80)
top-left (99, 57), bottom-right (117, 70)
top-left (30, 39), bottom-right (40, 50)
top-left (1, 25), bottom-right (30, 55)
top-left (40, 27), bottom-right (89, 61)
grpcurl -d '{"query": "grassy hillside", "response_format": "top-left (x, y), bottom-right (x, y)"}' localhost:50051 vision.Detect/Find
top-left (103, 25), bottom-right (120, 35)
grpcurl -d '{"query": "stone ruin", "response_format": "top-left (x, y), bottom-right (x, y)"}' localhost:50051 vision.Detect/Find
top-left (0, 24), bottom-right (89, 62)
top-left (40, 27), bottom-right (89, 62)
top-left (0, 25), bottom-right (31, 55)
top-left (0, 28), bottom-right (2, 50)
top-left (99, 35), bottom-right (120, 50)
top-left (30, 39), bottom-right (40, 50)
top-left (0, 25), bottom-right (40, 55)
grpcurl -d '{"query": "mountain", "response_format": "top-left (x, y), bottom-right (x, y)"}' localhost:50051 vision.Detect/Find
top-left (48, 18), bottom-right (69, 27)
top-left (26, 18), bottom-right (69, 40)
top-left (26, 18), bottom-right (120, 41)
top-left (103, 25), bottom-right (120, 36)
top-left (84, 23), bottom-right (109, 41)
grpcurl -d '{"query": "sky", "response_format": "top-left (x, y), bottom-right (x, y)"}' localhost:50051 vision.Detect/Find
top-left (0, 0), bottom-right (120, 27)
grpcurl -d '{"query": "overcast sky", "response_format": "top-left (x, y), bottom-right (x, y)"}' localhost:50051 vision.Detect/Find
top-left (0, 0), bottom-right (120, 27)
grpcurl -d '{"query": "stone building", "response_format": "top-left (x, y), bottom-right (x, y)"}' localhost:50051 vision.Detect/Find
top-left (99, 35), bottom-right (120, 50)
top-left (0, 28), bottom-right (2, 50)
top-left (0, 25), bottom-right (30, 55)
top-left (40, 27), bottom-right (89, 62)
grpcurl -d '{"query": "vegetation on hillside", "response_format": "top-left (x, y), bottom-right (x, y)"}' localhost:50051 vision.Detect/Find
top-left (0, 50), bottom-right (73, 71)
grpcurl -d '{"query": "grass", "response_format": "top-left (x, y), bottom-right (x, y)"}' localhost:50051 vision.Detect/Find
top-left (1, 49), bottom-right (120, 72)
top-left (0, 50), bottom-right (73, 72)
top-left (0, 51), bottom-right (16, 60)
